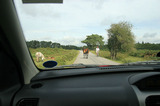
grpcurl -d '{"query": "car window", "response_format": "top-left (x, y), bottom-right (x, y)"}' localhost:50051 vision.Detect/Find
top-left (14, 0), bottom-right (160, 69)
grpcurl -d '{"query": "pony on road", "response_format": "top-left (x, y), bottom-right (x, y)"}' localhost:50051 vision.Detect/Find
top-left (83, 48), bottom-right (89, 59)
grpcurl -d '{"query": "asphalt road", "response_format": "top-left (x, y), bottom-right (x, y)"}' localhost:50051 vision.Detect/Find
top-left (74, 50), bottom-right (120, 65)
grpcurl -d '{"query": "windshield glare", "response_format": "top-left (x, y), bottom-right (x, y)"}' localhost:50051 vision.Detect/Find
top-left (14, 0), bottom-right (160, 69)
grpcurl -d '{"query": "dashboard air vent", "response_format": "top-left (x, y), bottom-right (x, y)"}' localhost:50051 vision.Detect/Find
top-left (146, 95), bottom-right (160, 106)
top-left (17, 98), bottom-right (39, 106)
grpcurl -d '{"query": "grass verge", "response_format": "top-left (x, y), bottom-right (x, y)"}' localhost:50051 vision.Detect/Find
top-left (91, 50), bottom-right (150, 64)
top-left (29, 48), bottom-right (79, 69)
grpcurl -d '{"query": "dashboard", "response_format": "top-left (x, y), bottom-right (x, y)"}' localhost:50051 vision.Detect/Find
top-left (129, 72), bottom-right (160, 106)
top-left (13, 66), bottom-right (160, 106)
top-left (1, 0), bottom-right (160, 106)
top-left (134, 75), bottom-right (160, 91)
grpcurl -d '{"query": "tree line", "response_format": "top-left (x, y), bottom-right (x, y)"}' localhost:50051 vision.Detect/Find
top-left (135, 42), bottom-right (160, 50)
top-left (26, 40), bottom-right (81, 50)
top-left (26, 39), bottom-right (108, 50)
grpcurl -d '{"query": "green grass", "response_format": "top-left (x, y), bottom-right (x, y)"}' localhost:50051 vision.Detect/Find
top-left (91, 50), bottom-right (123, 63)
top-left (91, 50), bottom-right (153, 64)
top-left (120, 56), bottom-right (147, 63)
top-left (29, 48), bottom-right (79, 69)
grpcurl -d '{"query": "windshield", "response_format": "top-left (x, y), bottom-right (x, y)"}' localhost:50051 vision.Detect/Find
top-left (14, 0), bottom-right (160, 69)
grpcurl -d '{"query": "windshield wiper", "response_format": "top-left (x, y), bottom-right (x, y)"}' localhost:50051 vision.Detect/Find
top-left (122, 60), bottom-right (160, 65)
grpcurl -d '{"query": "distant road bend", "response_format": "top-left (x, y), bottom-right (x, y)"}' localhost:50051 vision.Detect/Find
top-left (74, 51), bottom-right (120, 65)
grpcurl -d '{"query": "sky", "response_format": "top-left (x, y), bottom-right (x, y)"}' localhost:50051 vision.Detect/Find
top-left (14, 0), bottom-right (160, 46)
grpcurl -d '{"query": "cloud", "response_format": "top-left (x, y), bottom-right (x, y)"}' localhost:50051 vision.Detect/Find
top-left (143, 33), bottom-right (157, 38)
top-left (141, 33), bottom-right (160, 43)
top-left (135, 31), bottom-right (160, 43)
top-left (54, 36), bottom-right (85, 46)
top-left (14, 0), bottom-right (160, 45)
top-left (16, 0), bottom-right (160, 26)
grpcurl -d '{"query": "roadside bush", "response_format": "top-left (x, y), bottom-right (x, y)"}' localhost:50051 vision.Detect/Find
top-left (129, 49), bottom-right (159, 59)
top-left (129, 50), bottom-right (145, 57)
top-left (99, 51), bottom-right (110, 59)
top-left (116, 53), bottom-right (128, 60)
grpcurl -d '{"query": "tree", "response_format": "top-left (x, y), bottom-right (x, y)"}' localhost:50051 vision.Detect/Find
top-left (107, 21), bottom-right (135, 59)
top-left (51, 42), bottom-right (61, 48)
top-left (81, 34), bottom-right (104, 49)
top-left (26, 40), bottom-right (40, 48)
top-left (40, 41), bottom-right (52, 48)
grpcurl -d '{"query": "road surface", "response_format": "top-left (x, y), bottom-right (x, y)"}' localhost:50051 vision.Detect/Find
top-left (74, 50), bottom-right (120, 65)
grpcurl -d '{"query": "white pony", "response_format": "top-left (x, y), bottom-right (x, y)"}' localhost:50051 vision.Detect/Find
top-left (35, 52), bottom-right (45, 62)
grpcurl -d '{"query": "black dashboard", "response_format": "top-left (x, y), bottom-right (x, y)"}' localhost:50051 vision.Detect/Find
top-left (13, 66), bottom-right (160, 106)
top-left (129, 72), bottom-right (160, 106)
top-left (134, 75), bottom-right (160, 91)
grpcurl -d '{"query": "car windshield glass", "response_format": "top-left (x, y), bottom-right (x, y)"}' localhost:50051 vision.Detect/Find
top-left (14, 0), bottom-right (160, 69)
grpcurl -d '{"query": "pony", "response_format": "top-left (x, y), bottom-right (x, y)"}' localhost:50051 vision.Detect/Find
top-left (83, 48), bottom-right (89, 59)
top-left (35, 52), bottom-right (45, 62)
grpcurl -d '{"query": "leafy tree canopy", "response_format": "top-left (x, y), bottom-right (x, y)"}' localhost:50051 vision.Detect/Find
top-left (81, 34), bottom-right (104, 49)
top-left (107, 21), bottom-right (135, 59)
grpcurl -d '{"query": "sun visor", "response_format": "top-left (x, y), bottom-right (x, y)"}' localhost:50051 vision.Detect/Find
top-left (22, 0), bottom-right (63, 3)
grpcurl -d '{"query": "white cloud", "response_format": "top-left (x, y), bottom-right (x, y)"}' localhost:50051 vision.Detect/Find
top-left (14, 0), bottom-right (160, 45)
top-left (143, 33), bottom-right (157, 38)
top-left (54, 36), bottom-right (85, 46)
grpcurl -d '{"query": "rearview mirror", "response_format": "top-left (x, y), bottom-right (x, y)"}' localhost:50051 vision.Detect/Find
top-left (22, 0), bottom-right (63, 3)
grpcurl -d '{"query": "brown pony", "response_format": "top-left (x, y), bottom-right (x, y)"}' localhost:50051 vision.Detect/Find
top-left (83, 48), bottom-right (89, 59)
